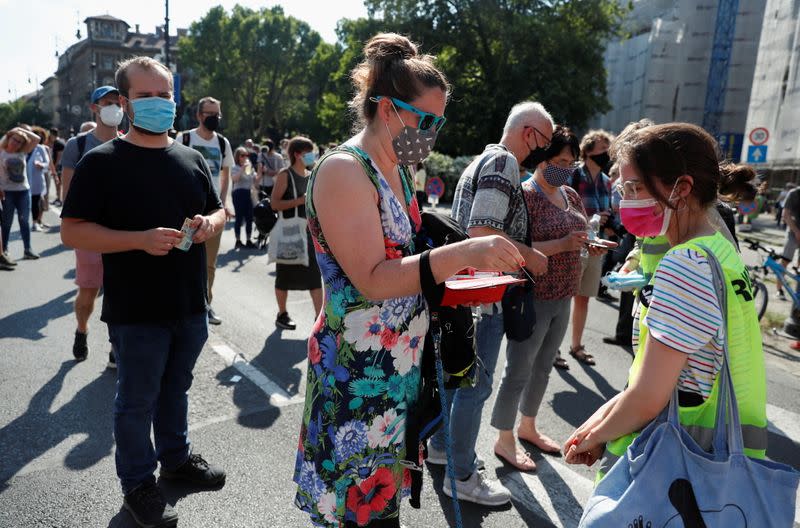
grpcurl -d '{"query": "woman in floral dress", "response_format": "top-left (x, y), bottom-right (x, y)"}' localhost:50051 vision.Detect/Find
top-left (293, 33), bottom-right (525, 527)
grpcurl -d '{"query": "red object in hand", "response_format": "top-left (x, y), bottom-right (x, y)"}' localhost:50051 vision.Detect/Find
top-left (440, 273), bottom-right (525, 307)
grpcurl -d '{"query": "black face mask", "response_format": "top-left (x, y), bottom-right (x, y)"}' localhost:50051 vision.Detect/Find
top-left (589, 152), bottom-right (611, 171)
top-left (203, 115), bottom-right (220, 132)
top-left (521, 146), bottom-right (548, 171)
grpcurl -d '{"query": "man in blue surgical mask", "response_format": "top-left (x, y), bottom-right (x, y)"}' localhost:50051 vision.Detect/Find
top-left (60, 56), bottom-right (227, 528)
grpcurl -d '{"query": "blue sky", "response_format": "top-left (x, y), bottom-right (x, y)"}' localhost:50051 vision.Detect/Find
top-left (0, 0), bottom-right (369, 103)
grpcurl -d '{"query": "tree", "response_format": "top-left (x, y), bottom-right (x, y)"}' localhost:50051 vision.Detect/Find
top-left (178, 5), bottom-right (340, 144)
top-left (0, 99), bottom-right (49, 133)
top-left (345, 0), bottom-right (627, 155)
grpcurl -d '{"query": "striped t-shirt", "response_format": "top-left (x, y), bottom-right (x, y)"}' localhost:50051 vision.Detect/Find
top-left (633, 248), bottom-right (724, 398)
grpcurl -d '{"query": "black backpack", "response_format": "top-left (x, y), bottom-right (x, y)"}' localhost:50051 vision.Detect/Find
top-left (253, 198), bottom-right (278, 234)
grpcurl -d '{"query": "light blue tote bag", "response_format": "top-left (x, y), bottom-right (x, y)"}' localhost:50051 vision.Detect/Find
top-left (580, 247), bottom-right (800, 528)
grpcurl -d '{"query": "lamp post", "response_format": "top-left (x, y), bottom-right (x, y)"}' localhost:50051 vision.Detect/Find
top-left (164, 0), bottom-right (171, 70)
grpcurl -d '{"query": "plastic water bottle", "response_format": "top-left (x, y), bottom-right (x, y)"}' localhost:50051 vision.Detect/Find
top-left (581, 214), bottom-right (602, 258)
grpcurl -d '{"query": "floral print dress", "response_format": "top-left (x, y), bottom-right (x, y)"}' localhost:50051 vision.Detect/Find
top-left (294, 146), bottom-right (428, 527)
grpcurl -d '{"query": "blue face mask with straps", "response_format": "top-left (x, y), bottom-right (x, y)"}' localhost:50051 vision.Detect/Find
top-left (129, 97), bottom-right (176, 133)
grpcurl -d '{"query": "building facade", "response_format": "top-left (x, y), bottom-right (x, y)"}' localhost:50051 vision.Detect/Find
top-left (52, 15), bottom-right (183, 135)
top-left (592, 0), bottom-right (766, 162)
top-left (740, 0), bottom-right (800, 180)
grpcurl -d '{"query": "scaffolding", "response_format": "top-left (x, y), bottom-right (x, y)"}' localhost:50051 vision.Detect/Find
top-left (593, 0), bottom-right (766, 162)
top-left (740, 0), bottom-right (800, 174)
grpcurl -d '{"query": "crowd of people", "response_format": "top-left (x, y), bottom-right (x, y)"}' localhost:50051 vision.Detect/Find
top-left (0, 30), bottom-right (779, 528)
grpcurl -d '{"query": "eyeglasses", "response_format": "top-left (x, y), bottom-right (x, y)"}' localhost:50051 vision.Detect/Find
top-left (613, 180), bottom-right (642, 200)
top-left (525, 125), bottom-right (552, 150)
top-left (373, 96), bottom-right (447, 133)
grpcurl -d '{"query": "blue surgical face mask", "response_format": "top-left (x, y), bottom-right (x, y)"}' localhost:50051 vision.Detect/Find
top-left (302, 152), bottom-right (317, 166)
top-left (129, 97), bottom-right (176, 134)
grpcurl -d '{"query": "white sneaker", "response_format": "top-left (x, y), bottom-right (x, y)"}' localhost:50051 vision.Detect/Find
top-left (442, 470), bottom-right (511, 506)
top-left (426, 442), bottom-right (485, 470)
top-left (31, 223), bottom-right (43, 232)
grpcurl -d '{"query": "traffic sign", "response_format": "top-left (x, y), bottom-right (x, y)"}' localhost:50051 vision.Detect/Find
top-left (747, 145), bottom-right (767, 164)
top-left (426, 176), bottom-right (445, 198)
top-left (749, 127), bottom-right (769, 146)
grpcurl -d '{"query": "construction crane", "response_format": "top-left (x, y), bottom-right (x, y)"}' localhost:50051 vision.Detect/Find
top-left (702, 0), bottom-right (740, 139)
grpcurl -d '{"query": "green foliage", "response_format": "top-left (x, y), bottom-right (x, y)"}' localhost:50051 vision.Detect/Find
top-left (177, 1), bottom-right (626, 154)
top-left (0, 99), bottom-right (50, 133)
top-left (358, 0), bottom-right (626, 154)
top-left (178, 5), bottom-right (341, 144)
top-left (422, 151), bottom-right (479, 202)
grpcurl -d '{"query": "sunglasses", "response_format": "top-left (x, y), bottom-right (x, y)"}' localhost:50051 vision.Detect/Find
top-left (373, 96), bottom-right (447, 133)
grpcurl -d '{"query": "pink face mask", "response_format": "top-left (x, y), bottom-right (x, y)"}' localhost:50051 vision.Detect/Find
top-left (619, 198), bottom-right (672, 237)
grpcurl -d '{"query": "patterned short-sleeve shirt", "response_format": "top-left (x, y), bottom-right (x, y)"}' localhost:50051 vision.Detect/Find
top-left (451, 144), bottom-right (528, 244)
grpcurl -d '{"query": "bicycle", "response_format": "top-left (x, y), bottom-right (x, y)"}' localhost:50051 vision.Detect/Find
top-left (743, 238), bottom-right (800, 321)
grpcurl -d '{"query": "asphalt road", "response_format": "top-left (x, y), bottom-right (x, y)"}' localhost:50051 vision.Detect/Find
top-left (1, 208), bottom-right (798, 528)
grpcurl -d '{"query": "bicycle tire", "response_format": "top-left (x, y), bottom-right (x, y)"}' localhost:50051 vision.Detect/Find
top-left (752, 279), bottom-right (768, 321)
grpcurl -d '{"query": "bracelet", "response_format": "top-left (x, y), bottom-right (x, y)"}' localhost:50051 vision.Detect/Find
top-left (419, 249), bottom-right (444, 308)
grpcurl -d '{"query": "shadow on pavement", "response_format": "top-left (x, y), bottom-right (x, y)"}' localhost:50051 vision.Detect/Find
top-left (577, 362), bottom-right (618, 401)
top-left (38, 242), bottom-right (69, 259)
top-left (0, 290), bottom-right (75, 340)
top-left (425, 464), bottom-right (513, 528)
top-left (216, 247), bottom-right (261, 273)
top-left (215, 365), bottom-right (282, 430)
top-left (0, 360), bottom-right (116, 493)
top-left (252, 328), bottom-right (307, 397)
top-left (106, 478), bottom-right (225, 528)
top-left (551, 369), bottom-right (609, 429)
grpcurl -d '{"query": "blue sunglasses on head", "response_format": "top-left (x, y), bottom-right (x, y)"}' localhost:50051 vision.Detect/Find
top-left (372, 96), bottom-right (447, 133)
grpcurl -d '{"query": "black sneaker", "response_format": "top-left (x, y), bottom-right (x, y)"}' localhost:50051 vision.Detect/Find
top-left (276, 312), bottom-right (297, 330)
top-left (23, 250), bottom-right (40, 260)
top-left (245, 240), bottom-right (257, 249)
top-left (159, 453), bottom-right (226, 487)
top-left (235, 240), bottom-right (244, 249)
top-left (208, 308), bottom-right (222, 325)
top-left (123, 482), bottom-right (178, 528)
top-left (73, 331), bottom-right (88, 361)
top-left (107, 350), bottom-right (117, 369)
top-left (778, 290), bottom-right (787, 301)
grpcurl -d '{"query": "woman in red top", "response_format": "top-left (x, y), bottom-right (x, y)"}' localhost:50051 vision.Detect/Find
top-left (490, 126), bottom-right (609, 470)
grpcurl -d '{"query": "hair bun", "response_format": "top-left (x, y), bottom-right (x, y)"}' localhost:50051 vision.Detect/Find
top-left (718, 161), bottom-right (757, 202)
top-left (364, 33), bottom-right (418, 63)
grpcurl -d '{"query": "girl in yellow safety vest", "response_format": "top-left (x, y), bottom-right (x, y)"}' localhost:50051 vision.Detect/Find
top-left (563, 123), bottom-right (768, 476)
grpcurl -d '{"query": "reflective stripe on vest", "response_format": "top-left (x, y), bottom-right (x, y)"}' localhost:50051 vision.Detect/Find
top-left (596, 232), bottom-right (768, 483)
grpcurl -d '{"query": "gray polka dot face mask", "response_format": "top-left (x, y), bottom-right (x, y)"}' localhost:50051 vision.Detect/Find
top-left (385, 103), bottom-right (438, 166)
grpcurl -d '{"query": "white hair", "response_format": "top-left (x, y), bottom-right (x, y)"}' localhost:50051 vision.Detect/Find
top-left (79, 121), bottom-right (97, 133)
top-left (502, 101), bottom-right (554, 136)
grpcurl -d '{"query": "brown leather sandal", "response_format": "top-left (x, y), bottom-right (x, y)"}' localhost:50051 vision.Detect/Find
top-left (553, 354), bottom-right (570, 370)
top-left (569, 345), bottom-right (596, 366)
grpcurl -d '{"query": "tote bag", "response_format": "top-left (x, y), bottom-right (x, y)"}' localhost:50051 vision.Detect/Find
top-left (267, 170), bottom-right (309, 267)
top-left (580, 247), bottom-right (799, 528)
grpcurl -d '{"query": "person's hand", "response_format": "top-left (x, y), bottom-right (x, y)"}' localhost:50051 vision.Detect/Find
top-left (619, 260), bottom-right (636, 274)
top-left (525, 246), bottom-right (548, 275)
top-left (562, 230), bottom-right (589, 252)
top-left (0, 189), bottom-right (5, 200)
top-left (597, 211), bottom-right (611, 226)
top-left (587, 244), bottom-right (608, 257)
top-left (190, 215), bottom-right (215, 243)
top-left (565, 437), bottom-right (605, 466)
top-left (224, 207), bottom-right (234, 220)
top-left (464, 235), bottom-right (525, 273)
top-left (140, 227), bottom-right (184, 256)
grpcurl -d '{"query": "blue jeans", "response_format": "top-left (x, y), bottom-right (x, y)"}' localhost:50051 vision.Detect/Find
top-left (108, 312), bottom-right (208, 494)
top-left (430, 305), bottom-right (505, 479)
top-left (231, 188), bottom-right (253, 241)
top-left (1, 189), bottom-right (32, 253)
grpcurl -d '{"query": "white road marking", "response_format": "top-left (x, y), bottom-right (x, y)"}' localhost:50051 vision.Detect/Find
top-left (768, 403), bottom-right (800, 444)
top-left (211, 343), bottom-right (305, 408)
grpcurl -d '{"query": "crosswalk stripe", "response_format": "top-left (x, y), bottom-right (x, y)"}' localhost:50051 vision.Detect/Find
top-left (211, 342), bottom-right (304, 408)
